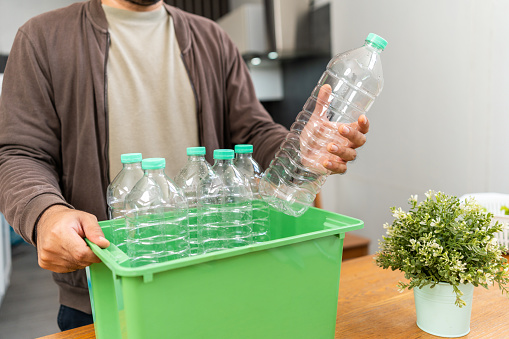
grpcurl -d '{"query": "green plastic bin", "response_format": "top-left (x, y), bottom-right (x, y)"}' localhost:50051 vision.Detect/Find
top-left (86, 206), bottom-right (363, 339)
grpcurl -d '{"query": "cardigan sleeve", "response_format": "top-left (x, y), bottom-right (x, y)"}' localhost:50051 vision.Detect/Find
top-left (0, 27), bottom-right (72, 245)
top-left (220, 29), bottom-right (289, 169)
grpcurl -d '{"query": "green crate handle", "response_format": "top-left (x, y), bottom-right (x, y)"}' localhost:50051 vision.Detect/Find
top-left (85, 239), bottom-right (129, 265)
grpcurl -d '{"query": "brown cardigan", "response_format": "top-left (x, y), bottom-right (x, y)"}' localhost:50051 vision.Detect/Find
top-left (0, 0), bottom-right (287, 313)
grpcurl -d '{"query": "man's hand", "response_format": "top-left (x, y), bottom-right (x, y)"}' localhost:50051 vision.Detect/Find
top-left (300, 84), bottom-right (370, 174)
top-left (36, 205), bottom-right (110, 273)
top-left (324, 114), bottom-right (369, 174)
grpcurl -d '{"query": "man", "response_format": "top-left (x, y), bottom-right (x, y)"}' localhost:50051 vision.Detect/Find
top-left (0, 0), bottom-right (369, 331)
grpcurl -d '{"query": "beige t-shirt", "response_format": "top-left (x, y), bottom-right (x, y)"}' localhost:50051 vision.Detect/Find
top-left (103, 5), bottom-right (198, 179)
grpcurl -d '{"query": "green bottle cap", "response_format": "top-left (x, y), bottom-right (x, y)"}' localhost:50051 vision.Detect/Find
top-left (187, 147), bottom-right (206, 156)
top-left (366, 33), bottom-right (387, 50)
top-left (234, 144), bottom-right (253, 154)
top-left (121, 153), bottom-right (142, 164)
top-left (142, 158), bottom-right (166, 170)
top-left (213, 149), bottom-right (234, 160)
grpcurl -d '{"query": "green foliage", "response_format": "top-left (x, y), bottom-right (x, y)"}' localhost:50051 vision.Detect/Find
top-left (375, 191), bottom-right (509, 307)
top-left (501, 206), bottom-right (509, 216)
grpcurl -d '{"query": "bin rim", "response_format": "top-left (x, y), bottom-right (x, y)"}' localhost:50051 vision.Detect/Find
top-left (86, 207), bottom-right (363, 280)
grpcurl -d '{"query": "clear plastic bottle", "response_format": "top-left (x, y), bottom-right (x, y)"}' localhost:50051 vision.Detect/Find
top-left (174, 146), bottom-right (215, 255)
top-left (234, 144), bottom-right (270, 243)
top-left (125, 158), bottom-right (189, 267)
top-left (106, 153), bottom-right (144, 251)
top-left (198, 149), bottom-right (253, 253)
top-left (260, 33), bottom-right (387, 217)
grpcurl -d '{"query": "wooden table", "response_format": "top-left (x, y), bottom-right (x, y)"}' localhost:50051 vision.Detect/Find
top-left (39, 255), bottom-right (509, 339)
top-left (335, 255), bottom-right (509, 338)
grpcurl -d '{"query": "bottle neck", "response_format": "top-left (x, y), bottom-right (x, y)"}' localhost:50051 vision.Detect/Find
top-left (235, 153), bottom-right (253, 161)
top-left (144, 168), bottom-right (165, 177)
top-left (188, 155), bottom-right (205, 162)
top-left (214, 159), bottom-right (234, 166)
top-left (123, 162), bottom-right (142, 170)
top-left (364, 41), bottom-right (383, 53)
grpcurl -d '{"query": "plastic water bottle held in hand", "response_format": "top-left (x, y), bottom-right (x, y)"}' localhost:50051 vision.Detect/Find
top-left (106, 153), bottom-right (144, 250)
top-left (234, 144), bottom-right (270, 243)
top-left (125, 158), bottom-right (189, 267)
top-left (174, 147), bottom-right (215, 255)
top-left (198, 149), bottom-right (253, 253)
top-left (260, 33), bottom-right (387, 217)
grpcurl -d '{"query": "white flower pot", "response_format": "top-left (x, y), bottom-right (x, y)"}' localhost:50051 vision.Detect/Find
top-left (413, 283), bottom-right (474, 337)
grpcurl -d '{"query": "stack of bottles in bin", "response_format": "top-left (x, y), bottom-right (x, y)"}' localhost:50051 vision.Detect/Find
top-left (106, 145), bottom-right (270, 267)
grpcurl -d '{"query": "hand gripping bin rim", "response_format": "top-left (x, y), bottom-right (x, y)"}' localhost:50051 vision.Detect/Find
top-left (85, 206), bottom-right (363, 339)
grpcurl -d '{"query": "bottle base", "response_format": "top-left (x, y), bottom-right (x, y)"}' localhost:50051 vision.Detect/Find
top-left (262, 195), bottom-right (309, 217)
top-left (259, 176), bottom-right (312, 217)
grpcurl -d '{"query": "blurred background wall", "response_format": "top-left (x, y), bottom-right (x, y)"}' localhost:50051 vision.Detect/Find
top-left (321, 0), bottom-right (509, 252)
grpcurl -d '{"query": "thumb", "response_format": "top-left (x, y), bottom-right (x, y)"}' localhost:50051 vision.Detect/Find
top-left (81, 215), bottom-right (110, 249)
top-left (313, 84), bottom-right (332, 118)
top-left (357, 114), bottom-right (370, 134)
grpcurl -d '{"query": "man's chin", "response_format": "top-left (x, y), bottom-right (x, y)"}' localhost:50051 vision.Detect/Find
top-left (125, 0), bottom-right (161, 6)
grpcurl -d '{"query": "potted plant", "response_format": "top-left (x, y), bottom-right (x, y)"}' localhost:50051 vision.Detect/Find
top-left (375, 190), bottom-right (509, 337)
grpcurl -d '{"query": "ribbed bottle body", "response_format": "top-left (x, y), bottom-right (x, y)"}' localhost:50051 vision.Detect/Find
top-left (106, 155), bottom-right (144, 251)
top-left (234, 149), bottom-right (270, 243)
top-left (175, 152), bottom-right (214, 256)
top-left (125, 164), bottom-right (189, 267)
top-left (198, 153), bottom-right (253, 253)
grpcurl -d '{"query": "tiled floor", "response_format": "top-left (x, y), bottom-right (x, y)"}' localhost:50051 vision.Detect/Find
top-left (0, 242), bottom-right (60, 338)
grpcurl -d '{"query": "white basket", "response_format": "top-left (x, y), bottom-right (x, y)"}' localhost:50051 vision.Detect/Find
top-left (491, 215), bottom-right (509, 249)
top-left (459, 193), bottom-right (509, 249)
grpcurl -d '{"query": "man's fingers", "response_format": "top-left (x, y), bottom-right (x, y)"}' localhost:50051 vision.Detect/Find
top-left (80, 214), bottom-right (110, 249)
top-left (36, 206), bottom-right (107, 273)
top-left (327, 143), bottom-right (357, 162)
top-left (357, 114), bottom-right (370, 134)
top-left (39, 231), bottom-right (101, 272)
top-left (339, 124), bottom-right (367, 149)
top-left (314, 84), bottom-right (332, 117)
top-left (68, 230), bottom-right (102, 264)
top-left (323, 159), bottom-right (347, 174)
